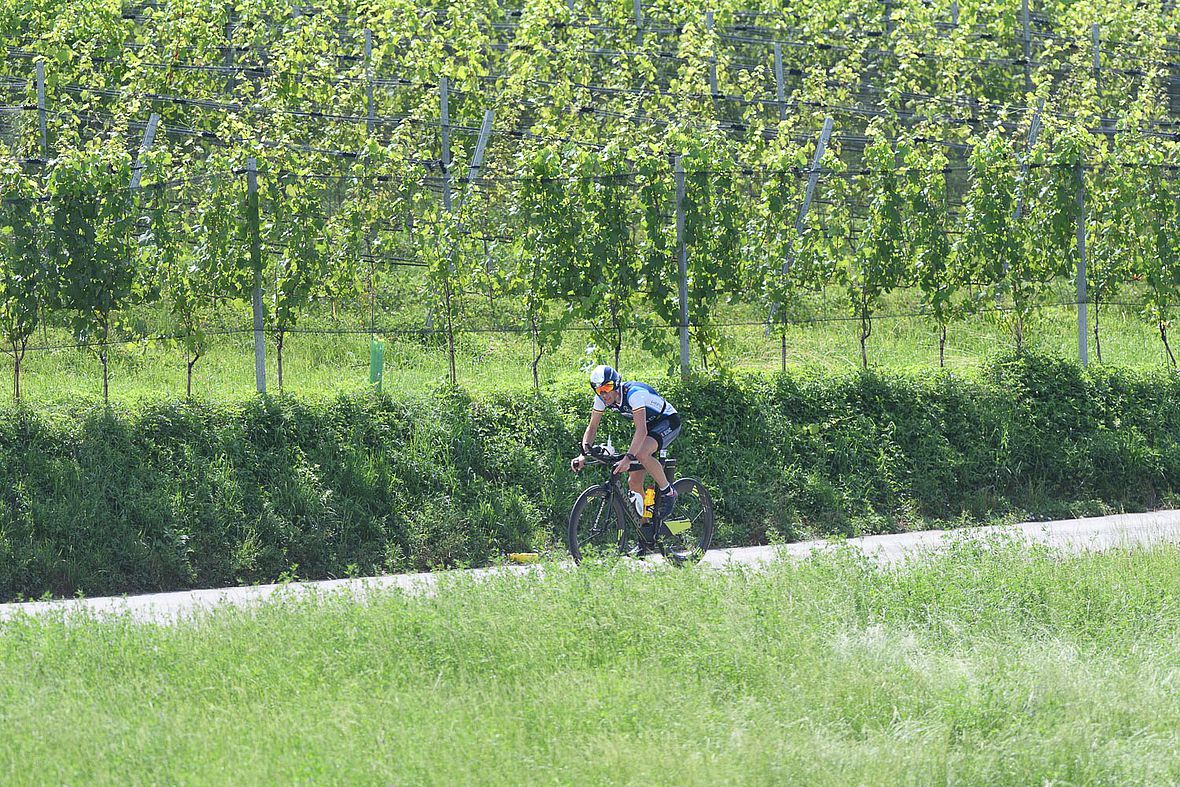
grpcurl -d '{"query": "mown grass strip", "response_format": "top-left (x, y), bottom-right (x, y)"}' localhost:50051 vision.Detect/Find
top-left (0, 296), bottom-right (1169, 406)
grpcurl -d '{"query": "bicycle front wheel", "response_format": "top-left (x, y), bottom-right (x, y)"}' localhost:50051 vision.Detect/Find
top-left (567, 485), bottom-right (628, 564)
top-left (660, 478), bottom-right (715, 564)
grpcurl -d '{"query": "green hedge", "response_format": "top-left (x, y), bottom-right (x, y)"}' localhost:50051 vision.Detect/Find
top-left (2, 353), bottom-right (1180, 601)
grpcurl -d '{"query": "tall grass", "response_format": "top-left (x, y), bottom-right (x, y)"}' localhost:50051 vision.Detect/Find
top-left (2, 539), bottom-right (1178, 785)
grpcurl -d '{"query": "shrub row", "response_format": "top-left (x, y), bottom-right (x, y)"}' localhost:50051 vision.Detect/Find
top-left (2, 353), bottom-right (1180, 600)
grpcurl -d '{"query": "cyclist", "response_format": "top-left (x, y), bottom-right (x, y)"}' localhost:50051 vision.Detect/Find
top-left (570, 365), bottom-right (682, 527)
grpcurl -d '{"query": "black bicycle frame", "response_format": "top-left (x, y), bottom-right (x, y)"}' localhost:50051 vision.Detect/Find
top-left (590, 457), bottom-right (657, 540)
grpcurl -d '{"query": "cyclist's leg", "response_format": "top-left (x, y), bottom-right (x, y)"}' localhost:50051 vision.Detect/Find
top-left (644, 416), bottom-right (681, 487)
top-left (628, 438), bottom-right (660, 546)
top-left (627, 467), bottom-right (645, 496)
top-left (632, 435), bottom-right (669, 489)
top-left (648, 416), bottom-right (682, 519)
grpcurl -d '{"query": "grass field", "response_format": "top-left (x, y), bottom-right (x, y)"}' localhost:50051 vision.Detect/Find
top-left (0, 288), bottom-right (1172, 405)
top-left (3, 537), bottom-right (1178, 784)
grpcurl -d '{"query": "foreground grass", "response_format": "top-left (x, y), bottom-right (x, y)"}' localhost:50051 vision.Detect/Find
top-left (2, 539), bottom-right (1179, 785)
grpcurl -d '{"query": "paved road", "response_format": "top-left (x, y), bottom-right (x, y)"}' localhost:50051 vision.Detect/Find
top-left (5, 510), bottom-right (1180, 625)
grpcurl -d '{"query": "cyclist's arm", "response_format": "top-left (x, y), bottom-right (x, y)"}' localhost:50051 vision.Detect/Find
top-left (581, 407), bottom-right (604, 451)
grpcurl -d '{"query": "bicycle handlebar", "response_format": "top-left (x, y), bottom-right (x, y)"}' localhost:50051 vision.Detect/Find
top-left (580, 445), bottom-right (651, 472)
top-left (580, 444), bottom-right (621, 465)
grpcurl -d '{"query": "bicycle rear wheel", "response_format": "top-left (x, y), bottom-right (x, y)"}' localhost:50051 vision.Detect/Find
top-left (659, 478), bottom-right (714, 564)
top-left (567, 485), bottom-right (628, 564)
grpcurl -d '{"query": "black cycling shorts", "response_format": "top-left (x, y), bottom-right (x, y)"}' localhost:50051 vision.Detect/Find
top-left (649, 414), bottom-right (682, 450)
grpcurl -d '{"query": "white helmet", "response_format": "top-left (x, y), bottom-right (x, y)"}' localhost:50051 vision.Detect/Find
top-left (589, 364), bottom-right (621, 393)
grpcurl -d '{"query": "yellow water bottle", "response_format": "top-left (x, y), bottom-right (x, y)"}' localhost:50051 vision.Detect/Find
top-left (643, 487), bottom-right (656, 519)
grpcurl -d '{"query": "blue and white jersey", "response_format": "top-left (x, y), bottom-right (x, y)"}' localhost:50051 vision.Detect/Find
top-left (593, 382), bottom-right (677, 426)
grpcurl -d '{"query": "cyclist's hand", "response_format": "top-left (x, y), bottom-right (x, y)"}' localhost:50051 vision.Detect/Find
top-left (611, 457), bottom-right (629, 475)
top-left (571, 455), bottom-right (586, 472)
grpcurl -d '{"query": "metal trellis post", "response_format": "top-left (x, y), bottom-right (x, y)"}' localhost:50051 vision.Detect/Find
top-left (224, 8), bottom-right (236, 95)
top-left (770, 117), bottom-right (832, 366)
top-left (1092, 24), bottom-right (1101, 97)
top-left (425, 76), bottom-right (452, 335)
top-left (1014, 100), bottom-right (1043, 223)
top-left (364, 27), bottom-right (378, 342)
top-left (675, 156), bottom-right (690, 381)
top-left (247, 157), bottom-right (265, 394)
top-left (1022, 0), bottom-right (1032, 93)
top-left (129, 111), bottom-right (160, 333)
top-left (35, 61), bottom-right (46, 156)
top-left (782, 116), bottom-right (834, 277)
top-left (706, 11), bottom-right (718, 98)
top-left (364, 29), bottom-right (374, 135)
top-left (634, 0), bottom-right (643, 46)
top-left (441, 76), bottom-right (452, 213)
top-left (951, 1), bottom-right (959, 27)
top-left (441, 110), bottom-right (495, 386)
top-left (773, 43), bottom-right (786, 121)
top-left (1006, 100), bottom-right (1043, 277)
top-left (129, 113), bottom-right (160, 192)
top-left (464, 111), bottom-right (494, 198)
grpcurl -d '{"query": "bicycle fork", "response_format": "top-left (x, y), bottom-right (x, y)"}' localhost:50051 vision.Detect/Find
top-left (601, 486), bottom-right (625, 550)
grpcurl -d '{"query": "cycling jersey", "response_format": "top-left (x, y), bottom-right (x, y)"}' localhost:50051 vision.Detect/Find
top-left (593, 382), bottom-right (678, 426)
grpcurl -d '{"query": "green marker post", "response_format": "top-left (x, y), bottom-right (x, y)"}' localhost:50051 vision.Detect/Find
top-left (369, 336), bottom-right (385, 392)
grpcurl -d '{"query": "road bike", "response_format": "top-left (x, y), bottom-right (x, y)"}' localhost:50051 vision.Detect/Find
top-left (567, 444), bottom-right (714, 565)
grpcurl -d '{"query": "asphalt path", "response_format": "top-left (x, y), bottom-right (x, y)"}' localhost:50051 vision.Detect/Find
top-left (4, 509), bottom-right (1180, 625)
